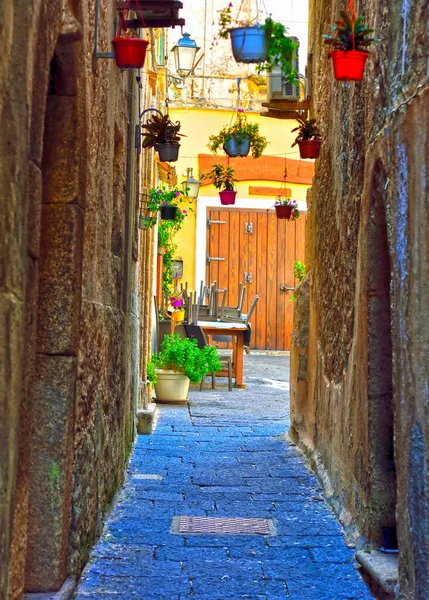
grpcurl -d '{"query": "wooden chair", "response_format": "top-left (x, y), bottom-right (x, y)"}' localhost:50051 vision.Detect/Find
top-left (184, 324), bottom-right (233, 392)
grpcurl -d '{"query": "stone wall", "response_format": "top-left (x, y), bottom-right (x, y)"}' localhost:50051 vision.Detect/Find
top-left (290, 1), bottom-right (429, 598)
top-left (0, 1), bottom-right (156, 597)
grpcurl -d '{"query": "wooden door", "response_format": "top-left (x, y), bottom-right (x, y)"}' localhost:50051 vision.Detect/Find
top-left (206, 207), bottom-right (306, 350)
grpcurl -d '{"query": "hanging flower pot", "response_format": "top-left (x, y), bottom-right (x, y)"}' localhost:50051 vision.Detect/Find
top-left (161, 205), bottom-right (178, 220)
top-left (155, 142), bottom-right (180, 163)
top-left (275, 205), bottom-right (293, 220)
top-left (229, 26), bottom-right (268, 64)
top-left (223, 136), bottom-right (251, 158)
top-left (112, 38), bottom-right (149, 69)
top-left (328, 50), bottom-right (368, 81)
top-left (111, 0), bottom-right (148, 69)
top-left (297, 139), bottom-right (322, 159)
top-left (219, 190), bottom-right (237, 205)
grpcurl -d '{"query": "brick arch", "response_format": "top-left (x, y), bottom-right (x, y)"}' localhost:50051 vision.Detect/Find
top-left (198, 154), bottom-right (315, 186)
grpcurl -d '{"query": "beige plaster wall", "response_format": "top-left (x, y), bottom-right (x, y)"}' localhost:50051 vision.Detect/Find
top-left (290, 1), bottom-right (429, 598)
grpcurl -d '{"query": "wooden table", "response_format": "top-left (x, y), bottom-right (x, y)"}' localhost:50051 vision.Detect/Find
top-left (197, 321), bottom-right (247, 388)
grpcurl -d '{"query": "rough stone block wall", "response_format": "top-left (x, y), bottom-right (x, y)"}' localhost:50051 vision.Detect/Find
top-left (0, 0), bottom-right (156, 597)
top-left (291, 1), bottom-right (429, 598)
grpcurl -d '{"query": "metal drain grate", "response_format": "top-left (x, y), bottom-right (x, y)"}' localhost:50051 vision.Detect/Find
top-left (132, 474), bottom-right (163, 480)
top-left (172, 516), bottom-right (275, 535)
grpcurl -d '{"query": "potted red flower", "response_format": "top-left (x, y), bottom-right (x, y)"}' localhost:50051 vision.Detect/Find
top-left (111, 1), bottom-right (149, 69)
top-left (291, 117), bottom-right (322, 159)
top-left (323, 10), bottom-right (378, 81)
top-left (274, 198), bottom-right (299, 220)
top-left (202, 164), bottom-right (238, 205)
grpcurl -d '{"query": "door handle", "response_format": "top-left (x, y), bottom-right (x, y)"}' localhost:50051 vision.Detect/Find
top-left (206, 253), bottom-right (226, 265)
top-left (244, 272), bottom-right (253, 284)
top-left (280, 283), bottom-right (295, 293)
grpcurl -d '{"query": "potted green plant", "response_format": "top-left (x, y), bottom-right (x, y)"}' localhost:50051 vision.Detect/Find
top-left (274, 198), bottom-right (299, 220)
top-left (218, 6), bottom-right (298, 83)
top-left (323, 11), bottom-right (378, 81)
top-left (147, 334), bottom-right (222, 403)
top-left (207, 113), bottom-right (268, 159)
top-left (149, 187), bottom-right (186, 221)
top-left (142, 114), bottom-right (184, 162)
top-left (202, 164), bottom-right (238, 205)
top-left (291, 117), bottom-right (322, 159)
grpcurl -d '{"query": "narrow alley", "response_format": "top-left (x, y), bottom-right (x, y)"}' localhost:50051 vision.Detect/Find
top-left (75, 355), bottom-right (372, 599)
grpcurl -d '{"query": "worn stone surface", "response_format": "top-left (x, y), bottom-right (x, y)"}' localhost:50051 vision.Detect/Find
top-left (0, 0), bottom-right (156, 597)
top-left (290, 1), bottom-right (429, 599)
top-left (25, 356), bottom-right (77, 592)
top-left (75, 355), bottom-right (372, 600)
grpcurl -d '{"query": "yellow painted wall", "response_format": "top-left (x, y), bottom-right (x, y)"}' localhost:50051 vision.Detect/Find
top-left (170, 107), bottom-right (311, 287)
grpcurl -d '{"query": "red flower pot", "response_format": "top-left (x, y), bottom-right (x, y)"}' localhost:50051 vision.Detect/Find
top-left (112, 38), bottom-right (149, 69)
top-left (298, 140), bottom-right (321, 159)
top-left (275, 205), bottom-right (293, 220)
top-left (329, 50), bottom-right (369, 81)
top-left (219, 190), bottom-right (237, 205)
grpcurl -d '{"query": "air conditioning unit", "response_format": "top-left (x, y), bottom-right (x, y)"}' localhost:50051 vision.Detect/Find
top-left (268, 37), bottom-right (300, 101)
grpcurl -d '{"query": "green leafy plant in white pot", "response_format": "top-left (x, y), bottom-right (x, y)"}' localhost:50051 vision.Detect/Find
top-left (147, 334), bottom-right (222, 403)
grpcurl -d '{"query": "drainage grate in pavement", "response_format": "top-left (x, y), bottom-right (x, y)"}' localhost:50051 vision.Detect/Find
top-left (171, 516), bottom-right (275, 535)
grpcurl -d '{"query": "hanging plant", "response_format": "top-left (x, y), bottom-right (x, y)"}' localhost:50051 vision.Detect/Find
top-left (322, 5), bottom-right (379, 81)
top-left (218, 5), bottom-right (298, 84)
top-left (111, 0), bottom-right (149, 69)
top-left (207, 113), bottom-right (268, 159)
top-left (274, 198), bottom-right (300, 221)
top-left (291, 117), bottom-right (322, 159)
top-left (141, 114), bottom-right (185, 162)
top-left (202, 164), bottom-right (238, 205)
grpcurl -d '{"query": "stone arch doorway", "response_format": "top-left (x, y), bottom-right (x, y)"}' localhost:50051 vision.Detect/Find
top-left (367, 160), bottom-right (397, 547)
top-left (24, 34), bottom-right (84, 592)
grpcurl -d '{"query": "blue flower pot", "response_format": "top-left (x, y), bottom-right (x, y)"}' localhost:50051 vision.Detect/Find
top-left (223, 136), bottom-right (251, 158)
top-left (229, 26), bottom-right (268, 64)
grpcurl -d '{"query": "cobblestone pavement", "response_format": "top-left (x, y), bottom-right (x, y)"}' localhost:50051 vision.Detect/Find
top-left (75, 354), bottom-right (373, 600)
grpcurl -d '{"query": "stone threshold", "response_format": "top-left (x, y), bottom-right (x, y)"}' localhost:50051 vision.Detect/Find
top-left (356, 550), bottom-right (399, 599)
top-left (25, 577), bottom-right (76, 600)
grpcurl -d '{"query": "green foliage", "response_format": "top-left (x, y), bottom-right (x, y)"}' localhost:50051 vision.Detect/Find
top-left (142, 114), bottom-right (184, 149)
top-left (201, 164), bottom-right (237, 191)
top-left (207, 113), bottom-right (268, 159)
top-left (148, 334), bottom-right (222, 383)
top-left (290, 260), bottom-right (306, 302)
top-left (294, 260), bottom-right (306, 283)
top-left (291, 118), bottom-right (322, 147)
top-left (147, 360), bottom-right (158, 384)
top-left (275, 197), bottom-right (300, 220)
top-left (217, 7), bottom-right (299, 83)
top-left (155, 187), bottom-right (192, 297)
top-left (322, 11), bottom-right (378, 51)
top-left (258, 18), bottom-right (299, 83)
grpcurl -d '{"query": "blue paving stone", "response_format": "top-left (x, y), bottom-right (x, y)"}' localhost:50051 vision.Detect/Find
top-left (75, 356), bottom-right (372, 600)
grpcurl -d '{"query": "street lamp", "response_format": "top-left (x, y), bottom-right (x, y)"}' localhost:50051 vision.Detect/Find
top-left (171, 32), bottom-right (200, 79)
top-left (181, 168), bottom-right (201, 198)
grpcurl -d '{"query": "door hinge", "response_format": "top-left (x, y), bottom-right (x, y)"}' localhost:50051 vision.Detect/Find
top-left (245, 222), bottom-right (253, 234)
top-left (244, 272), bottom-right (253, 284)
top-left (206, 253), bottom-right (226, 265)
top-left (207, 218), bottom-right (227, 228)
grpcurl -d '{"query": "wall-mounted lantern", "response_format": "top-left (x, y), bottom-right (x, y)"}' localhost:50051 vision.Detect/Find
top-left (181, 168), bottom-right (201, 198)
top-left (171, 32), bottom-right (200, 79)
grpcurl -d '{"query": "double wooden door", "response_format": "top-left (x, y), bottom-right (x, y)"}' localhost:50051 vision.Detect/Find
top-left (206, 207), bottom-right (306, 350)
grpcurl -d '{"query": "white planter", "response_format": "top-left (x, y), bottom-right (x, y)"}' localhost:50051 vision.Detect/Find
top-left (154, 369), bottom-right (190, 404)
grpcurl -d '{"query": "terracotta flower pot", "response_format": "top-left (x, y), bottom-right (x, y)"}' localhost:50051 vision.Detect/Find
top-left (329, 50), bottom-right (369, 81)
top-left (275, 205), bottom-right (293, 220)
top-left (298, 139), bottom-right (321, 159)
top-left (111, 38), bottom-right (149, 69)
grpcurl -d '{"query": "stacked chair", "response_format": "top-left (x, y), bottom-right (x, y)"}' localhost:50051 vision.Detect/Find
top-left (154, 282), bottom-right (260, 391)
